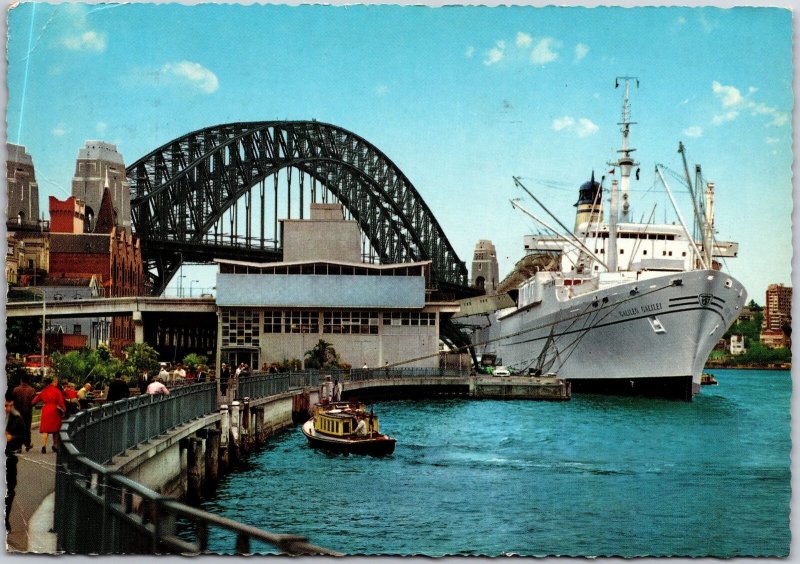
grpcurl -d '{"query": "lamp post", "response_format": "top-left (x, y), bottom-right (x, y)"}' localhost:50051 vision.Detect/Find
top-left (29, 287), bottom-right (46, 375)
top-left (189, 279), bottom-right (200, 298)
top-left (178, 274), bottom-right (186, 298)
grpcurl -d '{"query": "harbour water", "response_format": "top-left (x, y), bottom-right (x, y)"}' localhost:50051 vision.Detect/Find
top-left (195, 369), bottom-right (790, 556)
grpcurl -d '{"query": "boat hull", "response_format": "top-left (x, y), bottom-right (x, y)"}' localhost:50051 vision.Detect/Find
top-left (464, 269), bottom-right (747, 400)
top-left (301, 420), bottom-right (396, 455)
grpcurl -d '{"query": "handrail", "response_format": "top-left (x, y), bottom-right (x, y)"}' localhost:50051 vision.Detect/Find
top-left (56, 367), bottom-right (471, 554)
top-left (55, 381), bottom-right (339, 555)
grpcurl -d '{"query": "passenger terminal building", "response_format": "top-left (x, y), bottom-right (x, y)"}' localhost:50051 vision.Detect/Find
top-left (215, 204), bottom-right (459, 370)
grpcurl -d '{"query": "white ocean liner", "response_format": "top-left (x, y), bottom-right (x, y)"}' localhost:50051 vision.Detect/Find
top-left (457, 79), bottom-right (747, 400)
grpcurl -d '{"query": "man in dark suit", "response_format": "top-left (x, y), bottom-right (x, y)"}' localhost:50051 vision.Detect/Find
top-left (106, 373), bottom-right (131, 402)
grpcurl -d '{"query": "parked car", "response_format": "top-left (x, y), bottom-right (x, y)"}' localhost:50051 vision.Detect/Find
top-left (493, 366), bottom-right (510, 377)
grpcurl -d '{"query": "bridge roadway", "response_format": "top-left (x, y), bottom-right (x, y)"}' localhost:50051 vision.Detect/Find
top-left (5, 296), bottom-right (217, 318)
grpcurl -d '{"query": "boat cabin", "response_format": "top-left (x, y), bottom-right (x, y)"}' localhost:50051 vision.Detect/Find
top-left (312, 402), bottom-right (381, 438)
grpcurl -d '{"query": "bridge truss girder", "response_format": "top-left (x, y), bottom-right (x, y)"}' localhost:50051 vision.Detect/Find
top-left (127, 121), bottom-right (468, 296)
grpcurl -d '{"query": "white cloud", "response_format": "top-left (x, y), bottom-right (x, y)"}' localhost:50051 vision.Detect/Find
top-left (552, 116), bottom-right (575, 131)
top-left (574, 43), bottom-right (589, 62)
top-left (96, 122), bottom-right (108, 136)
top-left (552, 116), bottom-right (598, 138)
top-left (712, 81), bottom-right (744, 108)
top-left (465, 46), bottom-right (474, 58)
top-left (63, 30), bottom-right (107, 52)
top-left (712, 111), bottom-right (739, 125)
top-left (530, 37), bottom-right (561, 65)
top-left (161, 61), bottom-right (219, 94)
top-left (683, 126), bottom-right (703, 138)
top-left (768, 112), bottom-right (789, 127)
top-left (575, 118), bottom-right (598, 137)
top-left (516, 32), bottom-right (532, 48)
top-left (710, 81), bottom-right (789, 128)
top-left (484, 41), bottom-right (505, 66)
top-left (375, 84), bottom-right (388, 97)
top-left (52, 124), bottom-right (67, 137)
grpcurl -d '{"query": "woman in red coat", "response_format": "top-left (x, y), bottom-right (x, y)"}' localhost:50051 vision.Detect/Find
top-left (31, 378), bottom-right (66, 453)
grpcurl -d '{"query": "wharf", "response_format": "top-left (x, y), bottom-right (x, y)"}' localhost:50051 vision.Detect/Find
top-left (471, 375), bottom-right (571, 400)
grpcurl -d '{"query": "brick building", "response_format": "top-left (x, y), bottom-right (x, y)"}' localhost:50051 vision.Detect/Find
top-left (48, 190), bottom-right (146, 355)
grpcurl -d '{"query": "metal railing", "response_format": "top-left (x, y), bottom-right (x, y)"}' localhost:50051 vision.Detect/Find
top-left (55, 381), bottom-right (338, 555)
top-left (55, 367), bottom-right (471, 554)
top-left (65, 382), bottom-right (217, 465)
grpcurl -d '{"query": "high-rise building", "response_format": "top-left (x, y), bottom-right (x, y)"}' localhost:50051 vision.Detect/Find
top-left (764, 283), bottom-right (792, 331)
top-left (471, 240), bottom-right (500, 295)
top-left (71, 141), bottom-right (131, 233)
top-left (7, 143), bottom-right (40, 226)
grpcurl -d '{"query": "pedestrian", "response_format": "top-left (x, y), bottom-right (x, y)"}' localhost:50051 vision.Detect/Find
top-left (5, 390), bottom-right (26, 531)
top-left (196, 365), bottom-right (207, 382)
top-left (63, 381), bottom-right (79, 417)
top-left (235, 363), bottom-right (243, 377)
top-left (333, 379), bottom-right (343, 402)
top-left (137, 371), bottom-right (149, 394)
top-left (11, 373), bottom-right (36, 452)
top-left (146, 376), bottom-right (170, 396)
top-left (31, 377), bottom-right (66, 453)
top-left (220, 363), bottom-right (230, 395)
top-left (77, 382), bottom-right (94, 410)
top-left (106, 372), bottom-right (131, 402)
top-left (158, 364), bottom-right (170, 384)
top-left (174, 364), bottom-right (187, 382)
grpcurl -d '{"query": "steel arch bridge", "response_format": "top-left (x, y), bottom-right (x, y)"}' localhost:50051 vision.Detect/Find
top-left (127, 121), bottom-right (470, 297)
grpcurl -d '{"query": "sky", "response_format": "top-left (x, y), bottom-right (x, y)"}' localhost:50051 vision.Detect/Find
top-left (4, 2), bottom-right (794, 302)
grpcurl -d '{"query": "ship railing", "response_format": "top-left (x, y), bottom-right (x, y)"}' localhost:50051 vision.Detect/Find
top-left (55, 380), bottom-right (338, 555)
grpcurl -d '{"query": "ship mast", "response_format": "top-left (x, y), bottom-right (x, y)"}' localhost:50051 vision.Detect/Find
top-left (609, 77), bottom-right (639, 223)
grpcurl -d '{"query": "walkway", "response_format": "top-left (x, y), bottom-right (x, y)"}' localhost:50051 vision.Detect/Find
top-left (5, 445), bottom-right (57, 553)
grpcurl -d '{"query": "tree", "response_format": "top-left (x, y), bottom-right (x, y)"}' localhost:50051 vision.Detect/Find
top-left (124, 343), bottom-right (161, 380)
top-left (747, 299), bottom-right (763, 312)
top-left (49, 346), bottom-right (123, 388)
top-left (182, 353), bottom-right (208, 374)
top-left (304, 339), bottom-right (343, 370)
top-left (6, 317), bottom-right (42, 354)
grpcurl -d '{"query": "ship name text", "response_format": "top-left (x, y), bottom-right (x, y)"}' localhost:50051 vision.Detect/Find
top-left (618, 302), bottom-right (663, 318)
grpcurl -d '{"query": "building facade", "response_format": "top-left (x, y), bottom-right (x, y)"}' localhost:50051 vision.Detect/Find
top-left (71, 141), bottom-right (131, 233)
top-left (215, 204), bottom-right (458, 371)
top-left (764, 283), bottom-right (792, 332)
top-left (471, 240), bottom-right (500, 295)
top-left (730, 334), bottom-right (746, 355)
top-left (7, 143), bottom-right (40, 226)
top-left (48, 193), bottom-right (146, 356)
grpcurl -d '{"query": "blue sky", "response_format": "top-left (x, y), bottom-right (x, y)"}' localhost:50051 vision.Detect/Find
top-left (6, 3), bottom-right (793, 301)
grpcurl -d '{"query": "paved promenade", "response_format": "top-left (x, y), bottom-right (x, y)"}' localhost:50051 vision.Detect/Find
top-left (5, 441), bottom-right (57, 553)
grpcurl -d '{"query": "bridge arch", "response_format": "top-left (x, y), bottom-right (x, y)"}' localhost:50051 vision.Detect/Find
top-left (127, 121), bottom-right (468, 295)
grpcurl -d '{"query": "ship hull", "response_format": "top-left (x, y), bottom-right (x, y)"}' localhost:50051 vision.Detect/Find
top-left (463, 270), bottom-right (747, 400)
